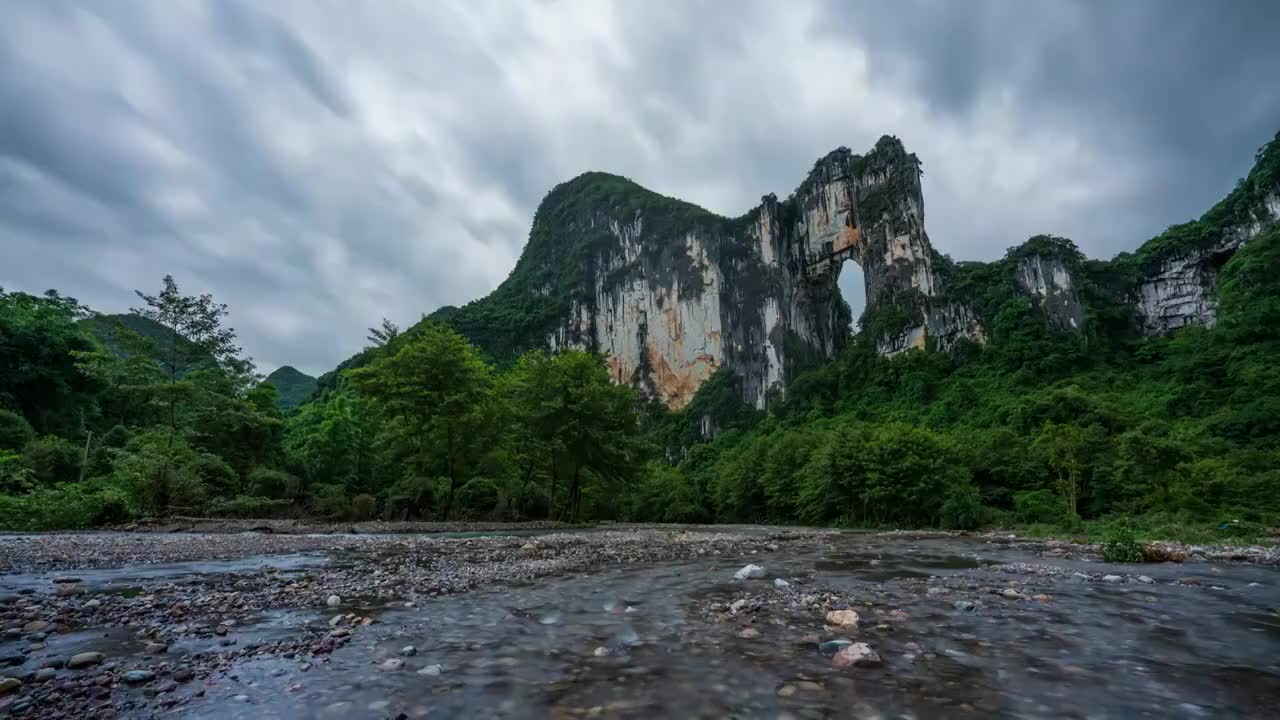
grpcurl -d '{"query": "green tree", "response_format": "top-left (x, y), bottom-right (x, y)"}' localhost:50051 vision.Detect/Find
top-left (348, 322), bottom-right (499, 519)
top-left (1032, 421), bottom-right (1104, 519)
top-left (508, 350), bottom-right (642, 522)
top-left (0, 288), bottom-right (100, 435)
top-left (130, 275), bottom-right (257, 443)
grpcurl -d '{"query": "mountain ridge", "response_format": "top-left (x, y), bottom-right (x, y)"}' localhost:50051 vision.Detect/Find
top-left (314, 130), bottom-right (1280, 410)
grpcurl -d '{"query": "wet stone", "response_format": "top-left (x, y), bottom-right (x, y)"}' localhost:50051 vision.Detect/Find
top-left (123, 670), bottom-right (155, 684)
top-left (67, 652), bottom-right (105, 669)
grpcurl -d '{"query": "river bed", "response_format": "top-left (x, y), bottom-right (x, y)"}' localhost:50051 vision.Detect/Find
top-left (1, 529), bottom-right (1277, 719)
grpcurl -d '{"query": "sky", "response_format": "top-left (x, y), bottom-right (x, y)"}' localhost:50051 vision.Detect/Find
top-left (2, 0), bottom-right (1278, 376)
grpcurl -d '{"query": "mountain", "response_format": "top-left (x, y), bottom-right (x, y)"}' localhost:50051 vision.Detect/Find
top-left (264, 365), bottom-right (317, 409)
top-left (79, 313), bottom-right (216, 373)
top-left (320, 131), bottom-right (1280, 410)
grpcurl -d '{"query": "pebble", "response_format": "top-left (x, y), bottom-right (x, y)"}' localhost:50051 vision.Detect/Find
top-left (1001, 588), bottom-right (1022, 599)
top-left (825, 609), bottom-right (859, 627)
top-left (520, 543), bottom-right (538, 551)
top-left (83, 599), bottom-right (100, 609)
top-left (67, 652), bottom-right (105, 669)
top-left (927, 587), bottom-right (949, 597)
top-left (729, 599), bottom-right (749, 614)
top-left (1102, 575), bottom-right (1123, 583)
top-left (34, 668), bottom-right (56, 682)
top-left (123, 670), bottom-right (156, 684)
top-left (737, 628), bottom-right (760, 639)
top-left (234, 694), bottom-right (250, 702)
top-left (773, 578), bottom-right (791, 588)
top-left (380, 658), bottom-right (405, 671)
top-left (54, 584), bottom-right (83, 597)
top-left (819, 639), bottom-right (853, 657)
top-left (1138, 576), bottom-right (1155, 584)
top-left (832, 642), bottom-right (882, 669)
top-left (326, 595), bottom-right (341, 606)
top-left (173, 667), bottom-right (193, 682)
top-left (0, 678), bottom-right (21, 695)
top-left (144, 642), bottom-right (168, 654)
top-left (953, 601), bottom-right (976, 612)
top-left (734, 564), bottom-right (766, 580)
top-left (399, 646), bottom-right (417, 656)
top-left (593, 647), bottom-right (610, 657)
top-left (418, 664), bottom-right (444, 676)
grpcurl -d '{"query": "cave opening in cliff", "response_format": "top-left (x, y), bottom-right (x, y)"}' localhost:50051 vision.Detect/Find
top-left (837, 261), bottom-right (866, 332)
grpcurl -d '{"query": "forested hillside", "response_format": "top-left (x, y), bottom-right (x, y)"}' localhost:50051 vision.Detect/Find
top-left (264, 366), bottom-right (317, 410)
top-left (1, 132), bottom-right (1277, 540)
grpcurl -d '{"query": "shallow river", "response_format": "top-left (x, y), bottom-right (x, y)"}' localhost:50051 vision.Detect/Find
top-left (3, 532), bottom-right (1278, 719)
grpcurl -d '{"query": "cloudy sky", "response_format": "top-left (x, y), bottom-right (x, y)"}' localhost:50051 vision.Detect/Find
top-left (2, 0), bottom-right (1277, 375)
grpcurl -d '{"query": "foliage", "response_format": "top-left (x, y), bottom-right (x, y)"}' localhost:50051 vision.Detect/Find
top-left (23, 435), bottom-right (83, 485)
top-left (0, 410), bottom-right (35, 452)
top-left (383, 476), bottom-right (437, 520)
top-left (940, 481), bottom-right (987, 530)
top-left (208, 495), bottom-right (293, 519)
top-left (455, 478), bottom-right (500, 519)
top-left (351, 493), bottom-right (378, 521)
top-left (1100, 525), bottom-right (1144, 563)
top-left (0, 480), bottom-right (134, 531)
top-left (348, 322), bottom-right (500, 519)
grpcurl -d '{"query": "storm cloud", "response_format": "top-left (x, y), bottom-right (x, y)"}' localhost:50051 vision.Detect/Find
top-left (1, 0), bottom-right (1277, 374)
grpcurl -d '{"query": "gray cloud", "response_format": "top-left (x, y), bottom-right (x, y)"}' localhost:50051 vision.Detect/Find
top-left (1, 0), bottom-right (1276, 374)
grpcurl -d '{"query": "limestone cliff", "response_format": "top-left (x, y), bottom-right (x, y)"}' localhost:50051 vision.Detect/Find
top-left (1128, 133), bottom-right (1280, 335)
top-left (394, 130), bottom-right (1280, 411)
top-left (1134, 192), bottom-right (1280, 334)
top-left (435, 136), bottom-right (990, 410)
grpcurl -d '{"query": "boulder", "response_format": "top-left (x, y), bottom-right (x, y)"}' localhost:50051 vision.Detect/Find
top-left (734, 564), bottom-right (765, 580)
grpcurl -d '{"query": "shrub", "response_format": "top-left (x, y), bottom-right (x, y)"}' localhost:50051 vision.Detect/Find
top-left (0, 409), bottom-right (35, 452)
top-left (188, 454), bottom-right (239, 497)
top-left (455, 477), bottom-right (500, 519)
top-left (0, 451), bottom-right (34, 494)
top-left (351, 493), bottom-right (377, 521)
top-left (0, 480), bottom-right (137, 531)
top-left (940, 481), bottom-right (988, 530)
top-left (208, 495), bottom-right (294, 519)
top-left (1013, 490), bottom-right (1067, 525)
top-left (311, 484), bottom-right (350, 519)
top-left (384, 476), bottom-right (436, 520)
top-left (24, 435), bottom-right (82, 484)
top-left (1101, 525), bottom-right (1144, 563)
top-left (247, 467), bottom-right (292, 499)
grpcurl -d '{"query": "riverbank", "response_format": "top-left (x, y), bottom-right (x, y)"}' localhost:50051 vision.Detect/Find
top-left (2, 528), bottom-right (1278, 718)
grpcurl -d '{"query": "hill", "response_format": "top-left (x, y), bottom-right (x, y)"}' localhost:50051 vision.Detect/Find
top-left (264, 366), bottom-right (317, 409)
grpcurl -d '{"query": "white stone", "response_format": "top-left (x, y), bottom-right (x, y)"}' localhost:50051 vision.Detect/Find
top-left (733, 564), bottom-right (765, 580)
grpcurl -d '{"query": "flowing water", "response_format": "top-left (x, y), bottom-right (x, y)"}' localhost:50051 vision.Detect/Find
top-left (3, 532), bottom-right (1278, 719)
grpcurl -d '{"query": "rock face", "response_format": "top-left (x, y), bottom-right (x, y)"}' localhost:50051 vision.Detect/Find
top-left (411, 131), bottom-right (1279, 410)
top-left (1134, 193), bottom-right (1279, 334)
top-left (527, 136), bottom-right (987, 409)
top-left (1014, 255), bottom-right (1085, 332)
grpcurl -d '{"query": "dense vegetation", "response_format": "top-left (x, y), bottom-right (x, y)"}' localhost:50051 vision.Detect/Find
top-left (0, 279), bottom-right (643, 528)
top-left (625, 132), bottom-right (1280, 541)
top-left (2, 132), bottom-right (1276, 539)
top-left (263, 366), bottom-right (317, 410)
